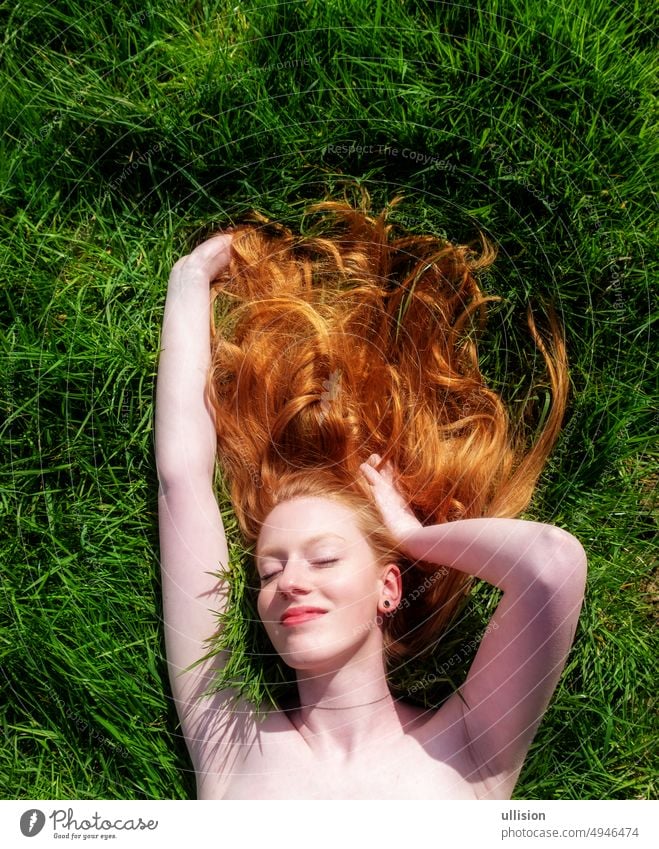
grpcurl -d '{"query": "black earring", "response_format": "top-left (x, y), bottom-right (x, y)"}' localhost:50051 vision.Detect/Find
top-left (383, 600), bottom-right (391, 608)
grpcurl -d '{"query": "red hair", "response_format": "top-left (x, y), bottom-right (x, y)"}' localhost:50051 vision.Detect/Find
top-left (205, 187), bottom-right (568, 667)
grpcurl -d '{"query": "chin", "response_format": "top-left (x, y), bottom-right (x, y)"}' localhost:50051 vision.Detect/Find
top-left (272, 634), bottom-right (366, 672)
top-left (271, 640), bottom-right (336, 670)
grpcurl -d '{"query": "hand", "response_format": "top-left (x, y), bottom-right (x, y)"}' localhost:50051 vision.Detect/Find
top-left (359, 453), bottom-right (423, 549)
top-left (169, 231), bottom-right (234, 285)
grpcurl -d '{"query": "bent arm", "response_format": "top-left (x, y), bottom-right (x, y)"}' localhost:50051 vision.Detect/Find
top-left (403, 519), bottom-right (587, 785)
top-left (403, 518), bottom-right (584, 592)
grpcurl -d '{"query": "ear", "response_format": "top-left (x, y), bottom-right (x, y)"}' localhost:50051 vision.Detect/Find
top-left (380, 561), bottom-right (403, 609)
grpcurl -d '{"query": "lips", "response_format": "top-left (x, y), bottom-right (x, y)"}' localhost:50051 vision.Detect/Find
top-left (280, 607), bottom-right (327, 625)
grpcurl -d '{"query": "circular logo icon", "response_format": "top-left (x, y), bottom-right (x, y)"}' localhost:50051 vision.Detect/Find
top-left (20, 809), bottom-right (46, 837)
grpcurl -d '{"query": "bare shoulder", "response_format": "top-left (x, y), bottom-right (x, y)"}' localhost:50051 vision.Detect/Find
top-left (187, 688), bottom-right (257, 796)
top-left (402, 694), bottom-right (514, 799)
top-left (192, 690), bottom-right (297, 799)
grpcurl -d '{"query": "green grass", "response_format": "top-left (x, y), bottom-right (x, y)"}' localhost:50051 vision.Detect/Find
top-left (1, 0), bottom-right (656, 800)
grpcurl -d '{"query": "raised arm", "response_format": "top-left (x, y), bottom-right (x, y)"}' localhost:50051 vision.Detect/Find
top-left (360, 454), bottom-right (587, 793)
top-left (155, 234), bottom-right (246, 783)
top-left (155, 235), bottom-right (233, 489)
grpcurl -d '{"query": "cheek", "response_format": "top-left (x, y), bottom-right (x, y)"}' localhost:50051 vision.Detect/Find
top-left (256, 589), bottom-right (269, 621)
top-left (329, 573), bottom-right (377, 610)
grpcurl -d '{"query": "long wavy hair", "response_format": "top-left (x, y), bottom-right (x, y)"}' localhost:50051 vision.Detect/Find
top-left (204, 186), bottom-right (568, 670)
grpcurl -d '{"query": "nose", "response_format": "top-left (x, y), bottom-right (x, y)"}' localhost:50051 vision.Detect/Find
top-left (274, 557), bottom-right (312, 595)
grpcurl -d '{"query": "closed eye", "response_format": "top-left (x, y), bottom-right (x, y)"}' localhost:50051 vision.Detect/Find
top-left (259, 572), bottom-right (279, 584)
top-left (259, 559), bottom-right (338, 584)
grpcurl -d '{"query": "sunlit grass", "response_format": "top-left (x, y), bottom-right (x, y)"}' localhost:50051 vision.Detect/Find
top-left (1, 0), bottom-right (656, 800)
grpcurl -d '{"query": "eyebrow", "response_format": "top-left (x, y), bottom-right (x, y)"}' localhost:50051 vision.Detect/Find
top-left (256, 533), bottom-right (346, 561)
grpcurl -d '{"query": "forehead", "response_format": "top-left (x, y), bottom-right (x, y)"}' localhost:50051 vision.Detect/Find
top-left (256, 497), bottom-right (359, 552)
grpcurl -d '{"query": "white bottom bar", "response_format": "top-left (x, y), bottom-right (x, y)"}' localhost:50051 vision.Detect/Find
top-left (1, 800), bottom-right (656, 848)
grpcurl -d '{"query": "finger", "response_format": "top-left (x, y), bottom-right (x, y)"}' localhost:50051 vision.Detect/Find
top-left (360, 464), bottom-right (382, 487)
top-left (187, 235), bottom-right (234, 280)
top-left (191, 233), bottom-right (233, 260)
top-left (373, 458), bottom-right (395, 481)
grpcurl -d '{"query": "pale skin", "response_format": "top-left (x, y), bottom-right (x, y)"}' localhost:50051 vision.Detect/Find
top-left (155, 233), bottom-right (588, 799)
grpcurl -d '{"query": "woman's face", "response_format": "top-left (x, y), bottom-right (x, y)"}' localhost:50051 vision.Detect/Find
top-left (255, 496), bottom-right (397, 671)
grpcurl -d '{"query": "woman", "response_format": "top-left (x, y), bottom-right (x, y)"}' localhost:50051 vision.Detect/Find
top-left (154, 192), bottom-right (587, 799)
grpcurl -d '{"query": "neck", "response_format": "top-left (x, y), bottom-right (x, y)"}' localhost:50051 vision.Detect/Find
top-left (291, 653), bottom-right (402, 760)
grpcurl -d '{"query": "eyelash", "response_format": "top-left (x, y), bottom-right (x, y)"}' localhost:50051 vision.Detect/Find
top-left (259, 559), bottom-right (338, 584)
